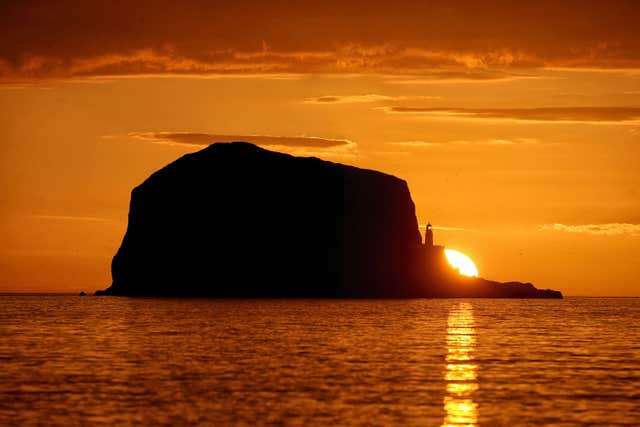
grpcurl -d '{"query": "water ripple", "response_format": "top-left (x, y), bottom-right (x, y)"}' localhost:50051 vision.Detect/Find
top-left (0, 296), bottom-right (638, 426)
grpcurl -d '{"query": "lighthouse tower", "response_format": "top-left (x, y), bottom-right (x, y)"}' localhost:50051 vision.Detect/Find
top-left (425, 222), bottom-right (434, 247)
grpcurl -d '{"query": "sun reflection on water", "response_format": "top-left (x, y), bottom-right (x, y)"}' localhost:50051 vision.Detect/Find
top-left (443, 302), bottom-right (478, 427)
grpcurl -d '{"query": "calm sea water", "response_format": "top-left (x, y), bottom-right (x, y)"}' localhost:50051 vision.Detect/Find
top-left (0, 296), bottom-right (638, 426)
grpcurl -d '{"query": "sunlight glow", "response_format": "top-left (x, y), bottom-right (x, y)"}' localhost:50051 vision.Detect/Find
top-left (443, 302), bottom-right (478, 427)
top-left (444, 249), bottom-right (479, 277)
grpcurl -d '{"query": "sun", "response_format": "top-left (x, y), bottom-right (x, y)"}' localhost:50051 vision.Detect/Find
top-left (444, 249), bottom-right (479, 277)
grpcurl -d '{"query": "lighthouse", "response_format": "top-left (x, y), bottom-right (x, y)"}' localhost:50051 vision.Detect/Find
top-left (425, 222), bottom-right (434, 247)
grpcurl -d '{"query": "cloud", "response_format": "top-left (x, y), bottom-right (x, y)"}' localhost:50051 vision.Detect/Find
top-left (2, 1), bottom-right (640, 81)
top-left (27, 215), bottom-right (121, 224)
top-left (127, 132), bottom-right (350, 148)
top-left (539, 223), bottom-right (640, 237)
top-left (123, 132), bottom-right (358, 158)
top-left (390, 141), bottom-right (443, 148)
top-left (385, 107), bottom-right (640, 123)
top-left (384, 71), bottom-right (542, 84)
top-left (419, 224), bottom-right (472, 232)
top-left (303, 94), bottom-right (441, 104)
top-left (390, 138), bottom-right (540, 147)
top-left (304, 94), bottom-right (396, 104)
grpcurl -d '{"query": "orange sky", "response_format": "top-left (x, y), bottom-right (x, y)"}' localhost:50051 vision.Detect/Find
top-left (1, 1), bottom-right (639, 295)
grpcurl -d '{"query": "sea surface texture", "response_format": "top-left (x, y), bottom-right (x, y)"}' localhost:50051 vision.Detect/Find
top-left (1, 296), bottom-right (638, 426)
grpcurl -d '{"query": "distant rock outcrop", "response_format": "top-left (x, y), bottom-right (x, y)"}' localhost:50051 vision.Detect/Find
top-left (97, 142), bottom-right (561, 298)
top-left (421, 245), bottom-right (562, 298)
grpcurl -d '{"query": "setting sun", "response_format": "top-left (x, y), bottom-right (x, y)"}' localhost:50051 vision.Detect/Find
top-left (444, 249), bottom-right (479, 277)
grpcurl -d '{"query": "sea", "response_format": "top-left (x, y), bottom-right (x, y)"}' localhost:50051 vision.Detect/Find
top-left (0, 296), bottom-right (638, 426)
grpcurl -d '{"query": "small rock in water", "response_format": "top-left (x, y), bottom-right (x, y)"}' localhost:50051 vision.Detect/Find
top-left (79, 291), bottom-right (87, 296)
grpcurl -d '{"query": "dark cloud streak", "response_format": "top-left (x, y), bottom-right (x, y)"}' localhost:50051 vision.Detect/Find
top-left (127, 132), bottom-right (353, 148)
top-left (387, 106), bottom-right (640, 122)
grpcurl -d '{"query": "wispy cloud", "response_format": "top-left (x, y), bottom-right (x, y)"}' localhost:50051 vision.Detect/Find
top-left (389, 140), bottom-right (443, 148)
top-left (27, 215), bottom-right (122, 224)
top-left (418, 224), bottom-right (473, 232)
top-left (120, 132), bottom-right (358, 158)
top-left (539, 223), bottom-right (640, 237)
top-left (126, 132), bottom-right (350, 148)
top-left (384, 71), bottom-right (542, 84)
top-left (385, 106), bottom-right (640, 123)
top-left (390, 138), bottom-right (540, 148)
top-left (303, 94), bottom-right (440, 104)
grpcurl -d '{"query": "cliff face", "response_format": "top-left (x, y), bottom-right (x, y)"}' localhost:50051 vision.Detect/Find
top-left (107, 142), bottom-right (424, 297)
top-left (102, 142), bottom-right (561, 298)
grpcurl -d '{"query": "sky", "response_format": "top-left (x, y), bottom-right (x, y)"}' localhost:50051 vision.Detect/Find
top-left (1, 0), bottom-right (639, 296)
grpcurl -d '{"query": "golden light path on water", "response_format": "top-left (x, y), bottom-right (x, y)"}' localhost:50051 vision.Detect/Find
top-left (443, 302), bottom-right (478, 427)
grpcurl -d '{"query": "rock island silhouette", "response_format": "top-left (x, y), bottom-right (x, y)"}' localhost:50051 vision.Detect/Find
top-left (96, 142), bottom-right (561, 298)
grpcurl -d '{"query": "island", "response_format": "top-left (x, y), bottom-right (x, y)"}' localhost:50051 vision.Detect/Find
top-left (96, 142), bottom-right (561, 298)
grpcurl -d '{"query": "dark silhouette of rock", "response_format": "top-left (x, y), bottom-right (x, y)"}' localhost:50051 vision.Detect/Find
top-left (98, 142), bottom-right (561, 298)
top-left (79, 291), bottom-right (87, 296)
